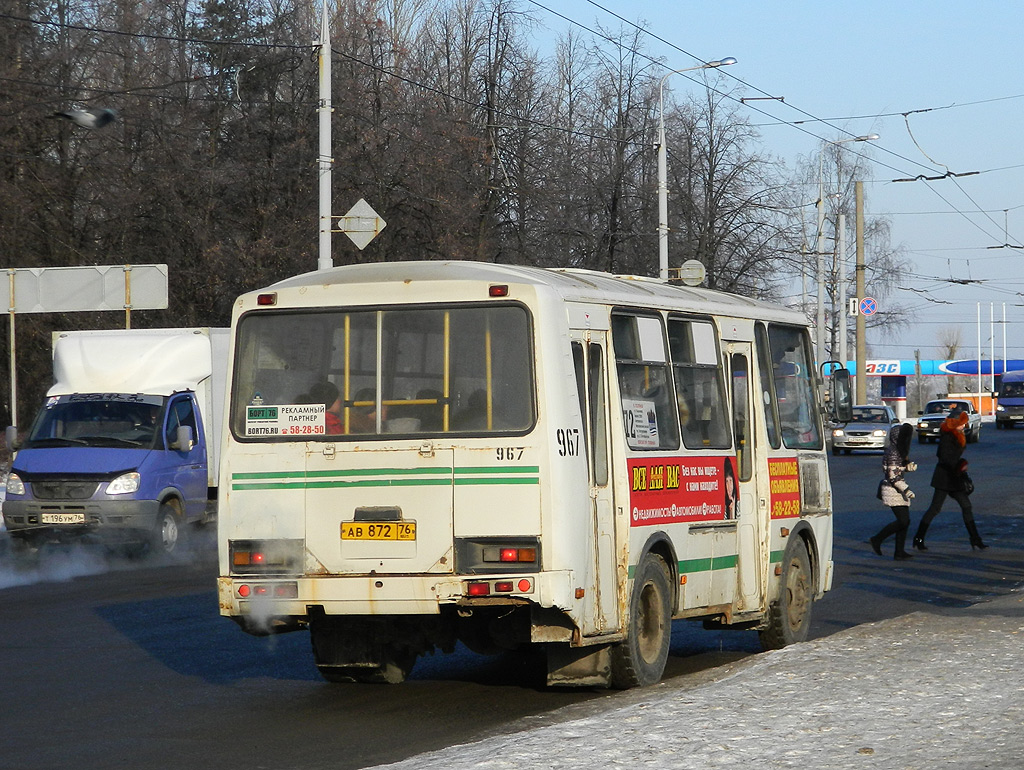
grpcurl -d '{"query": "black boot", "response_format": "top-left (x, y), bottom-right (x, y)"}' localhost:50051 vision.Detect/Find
top-left (965, 520), bottom-right (988, 550)
top-left (912, 536), bottom-right (927, 551)
top-left (869, 535), bottom-right (883, 556)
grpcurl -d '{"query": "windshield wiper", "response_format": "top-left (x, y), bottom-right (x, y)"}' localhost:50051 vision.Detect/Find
top-left (74, 436), bottom-right (145, 447)
top-left (24, 437), bottom-right (88, 447)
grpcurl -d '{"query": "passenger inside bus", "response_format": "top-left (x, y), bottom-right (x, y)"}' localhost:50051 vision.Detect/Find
top-left (348, 387), bottom-right (381, 433)
top-left (308, 380), bottom-right (343, 434)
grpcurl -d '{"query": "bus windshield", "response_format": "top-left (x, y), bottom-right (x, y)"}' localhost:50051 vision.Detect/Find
top-left (231, 304), bottom-right (535, 439)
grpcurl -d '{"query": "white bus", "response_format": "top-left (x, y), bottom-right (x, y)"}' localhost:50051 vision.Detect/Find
top-left (217, 261), bottom-right (850, 687)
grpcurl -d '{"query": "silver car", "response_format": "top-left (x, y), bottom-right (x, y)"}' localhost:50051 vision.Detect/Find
top-left (831, 405), bottom-right (900, 455)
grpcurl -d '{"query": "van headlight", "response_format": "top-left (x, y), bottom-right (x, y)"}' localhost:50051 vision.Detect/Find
top-left (106, 472), bottom-right (141, 495)
top-left (996, 405), bottom-right (1005, 412)
top-left (6, 472), bottom-right (25, 496)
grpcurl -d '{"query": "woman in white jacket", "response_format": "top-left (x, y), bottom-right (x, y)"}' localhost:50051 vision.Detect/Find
top-left (870, 423), bottom-right (916, 560)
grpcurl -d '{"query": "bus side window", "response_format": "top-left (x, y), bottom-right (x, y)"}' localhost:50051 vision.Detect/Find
top-left (767, 325), bottom-right (823, 450)
top-left (731, 353), bottom-right (753, 482)
top-left (589, 343), bottom-right (609, 486)
top-left (755, 324), bottom-right (782, 449)
top-left (667, 317), bottom-right (731, 450)
top-left (611, 313), bottom-right (679, 451)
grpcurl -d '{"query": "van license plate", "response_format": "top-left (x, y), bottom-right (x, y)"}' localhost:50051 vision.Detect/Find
top-left (341, 521), bottom-right (416, 541)
top-left (41, 512), bottom-right (86, 525)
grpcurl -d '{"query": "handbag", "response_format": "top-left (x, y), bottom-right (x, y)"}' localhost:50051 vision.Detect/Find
top-left (961, 471), bottom-right (975, 495)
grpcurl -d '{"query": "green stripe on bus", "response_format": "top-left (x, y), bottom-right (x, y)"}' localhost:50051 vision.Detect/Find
top-left (627, 554), bottom-right (738, 579)
top-left (232, 478), bottom-right (455, 491)
top-left (455, 466), bottom-right (540, 474)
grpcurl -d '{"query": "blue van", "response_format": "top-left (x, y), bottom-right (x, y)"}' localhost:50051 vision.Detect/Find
top-left (996, 370), bottom-right (1024, 429)
top-left (3, 328), bottom-right (227, 555)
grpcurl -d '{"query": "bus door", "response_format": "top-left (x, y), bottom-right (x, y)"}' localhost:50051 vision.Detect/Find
top-left (728, 342), bottom-right (767, 611)
top-left (571, 333), bottom-right (617, 634)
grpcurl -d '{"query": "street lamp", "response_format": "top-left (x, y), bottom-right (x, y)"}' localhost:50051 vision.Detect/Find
top-left (815, 134), bottom-right (878, 366)
top-left (657, 57), bottom-right (736, 281)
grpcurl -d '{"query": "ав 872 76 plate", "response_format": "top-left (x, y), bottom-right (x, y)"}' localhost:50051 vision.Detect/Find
top-left (340, 521), bottom-right (416, 541)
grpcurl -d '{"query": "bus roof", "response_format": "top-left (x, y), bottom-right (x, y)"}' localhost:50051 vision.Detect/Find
top-left (261, 261), bottom-right (804, 325)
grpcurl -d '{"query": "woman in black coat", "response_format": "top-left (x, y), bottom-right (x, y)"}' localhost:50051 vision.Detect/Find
top-left (912, 408), bottom-right (987, 550)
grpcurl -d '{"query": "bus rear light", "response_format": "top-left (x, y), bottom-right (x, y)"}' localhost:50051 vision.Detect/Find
top-left (455, 537), bottom-right (540, 574)
top-left (236, 582), bottom-right (298, 599)
top-left (518, 579), bottom-right (533, 593)
top-left (488, 285), bottom-right (509, 297)
top-left (230, 539), bottom-right (303, 575)
top-left (484, 546), bottom-right (537, 563)
top-left (467, 582), bottom-right (490, 597)
top-left (256, 292), bottom-right (277, 306)
top-left (494, 581), bottom-right (514, 593)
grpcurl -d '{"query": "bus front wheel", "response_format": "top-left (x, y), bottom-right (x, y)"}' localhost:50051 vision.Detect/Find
top-left (610, 553), bottom-right (672, 689)
top-left (759, 538), bottom-right (813, 650)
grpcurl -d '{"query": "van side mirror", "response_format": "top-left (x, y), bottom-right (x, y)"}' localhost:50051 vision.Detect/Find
top-left (171, 425), bottom-right (194, 452)
top-left (5, 425), bottom-right (19, 452)
top-left (825, 365), bottom-right (853, 423)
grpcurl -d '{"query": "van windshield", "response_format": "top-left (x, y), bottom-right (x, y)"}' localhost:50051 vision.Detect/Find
top-left (999, 382), bottom-right (1024, 398)
top-left (24, 394), bottom-right (164, 448)
top-left (231, 305), bottom-right (535, 440)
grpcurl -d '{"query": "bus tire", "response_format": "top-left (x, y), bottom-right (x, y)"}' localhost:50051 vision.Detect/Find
top-left (759, 537), bottom-right (813, 650)
top-left (610, 553), bottom-right (672, 689)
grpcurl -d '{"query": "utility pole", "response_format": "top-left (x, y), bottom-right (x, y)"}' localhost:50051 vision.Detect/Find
top-left (855, 181), bottom-right (867, 404)
top-left (317, 2), bottom-right (332, 271)
top-left (838, 213), bottom-right (847, 368)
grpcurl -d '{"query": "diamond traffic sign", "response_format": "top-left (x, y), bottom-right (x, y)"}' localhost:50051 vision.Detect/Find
top-left (336, 199), bottom-right (386, 250)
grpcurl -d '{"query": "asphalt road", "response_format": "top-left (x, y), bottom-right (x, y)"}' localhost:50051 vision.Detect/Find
top-left (1, 423), bottom-right (1021, 770)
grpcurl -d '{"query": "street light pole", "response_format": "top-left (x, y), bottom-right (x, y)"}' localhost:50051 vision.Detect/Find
top-left (657, 57), bottom-right (736, 281)
top-left (815, 134), bottom-right (878, 365)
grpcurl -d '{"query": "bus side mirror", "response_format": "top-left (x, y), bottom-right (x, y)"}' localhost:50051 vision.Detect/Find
top-left (828, 367), bottom-right (853, 424)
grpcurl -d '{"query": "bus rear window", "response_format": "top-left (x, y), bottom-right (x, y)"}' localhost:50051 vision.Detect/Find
top-left (231, 305), bottom-right (534, 439)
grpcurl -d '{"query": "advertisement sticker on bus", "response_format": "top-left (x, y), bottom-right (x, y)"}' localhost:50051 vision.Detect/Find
top-left (622, 399), bottom-right (659, 448)
top-left (245, 403), bottom-right (327, 436)
top-left (628, 456), bottom-right (738, 525)
top-left (768, 457), bottom-right (801, 518)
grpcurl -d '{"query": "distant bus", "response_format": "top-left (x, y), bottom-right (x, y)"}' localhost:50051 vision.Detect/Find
top-left (217, 262), bottom-right (850, 688)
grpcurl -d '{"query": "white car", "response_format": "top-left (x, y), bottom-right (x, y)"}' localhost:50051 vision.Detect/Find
top-left (916, 399), bottom-right (982, 444)
top-left (831, 405), bottom-right (900, 455)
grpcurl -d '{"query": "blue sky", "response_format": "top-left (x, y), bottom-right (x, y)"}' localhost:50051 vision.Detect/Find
top-left (526, 0), bottom-right (1024, 363)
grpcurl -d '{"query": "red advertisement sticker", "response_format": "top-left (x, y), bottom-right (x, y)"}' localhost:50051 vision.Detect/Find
top-left (768, 457), bottom-right (801, 518)
top-left (628, 456), bottom-right (738, 526)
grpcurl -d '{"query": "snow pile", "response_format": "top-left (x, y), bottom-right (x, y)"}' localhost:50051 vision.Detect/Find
top-left (373, 592), bottom-right (1024, 770)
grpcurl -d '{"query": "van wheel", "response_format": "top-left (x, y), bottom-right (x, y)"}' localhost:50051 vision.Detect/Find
top-left (610, 553), bottom-right (672, 689)
top-left (152, 501), bottom-right (182, 555)
top-left (759, 538), bottom-right (813, 650)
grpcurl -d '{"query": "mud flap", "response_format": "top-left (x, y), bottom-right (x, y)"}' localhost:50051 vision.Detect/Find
top-left (545, 643), bottom-right (612, 688)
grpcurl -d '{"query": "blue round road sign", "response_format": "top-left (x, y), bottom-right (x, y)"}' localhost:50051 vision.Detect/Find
top-left (859, 297), bottom-right (877, 316)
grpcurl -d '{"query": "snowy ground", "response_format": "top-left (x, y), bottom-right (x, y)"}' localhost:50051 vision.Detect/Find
top-left (371, 589), bottom-right (1024, 770)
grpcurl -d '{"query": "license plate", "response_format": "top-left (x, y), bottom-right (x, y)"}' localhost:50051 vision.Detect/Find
top-left (41, 512), bottom-right (86, 525)
top-left (341, 521), bottom-right (416, 541)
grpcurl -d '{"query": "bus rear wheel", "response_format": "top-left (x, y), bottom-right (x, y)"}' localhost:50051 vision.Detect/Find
top-left (759, 538), bottom-right (813, 650)
top-left (610, 553), bottom-right (672, 689)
